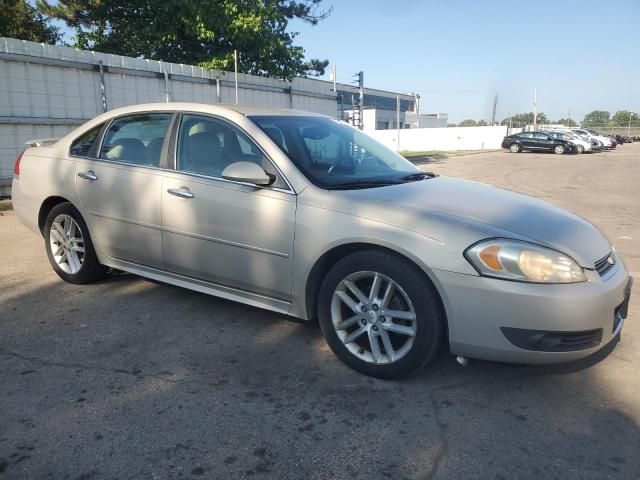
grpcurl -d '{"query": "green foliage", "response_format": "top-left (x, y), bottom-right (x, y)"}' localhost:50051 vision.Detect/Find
top-left (555, 118), bottom-right (577, 127)
top-left (582, 110), bottom-right (610, 127)
top-left (37, 0), bottom-right (330, 79)
top-left (501, 112), bottom-right (549, 126)
top-left (0, 0), bottom-right (60, 44)
top-left (610, 110), bottom-right (640, 127)
top-left (476, 119), bottom-right (488, 126)
top-left (457, 119), bottom-right (477, 127)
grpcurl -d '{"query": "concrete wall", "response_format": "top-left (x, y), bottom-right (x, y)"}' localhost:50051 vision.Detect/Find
top-left (367, 125), bottom-right (510, 152)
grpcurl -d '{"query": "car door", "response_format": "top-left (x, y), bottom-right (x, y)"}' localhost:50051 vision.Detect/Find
top-left (161, 113), bottom-right (296, 300)
top-left (75, 112), bottom-right (173, 269)
top-left (532, 132), bottom-right (553, 150)
top-left (518, 132), bottom-right (535, 149)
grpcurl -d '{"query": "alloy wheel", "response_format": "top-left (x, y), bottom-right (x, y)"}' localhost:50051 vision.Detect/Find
top-left (330, 271), bottom-right (417, 364)
top-left (554, 145), bottom-right (565, 154)
top-left (49, 214), bottom-right (85, 274)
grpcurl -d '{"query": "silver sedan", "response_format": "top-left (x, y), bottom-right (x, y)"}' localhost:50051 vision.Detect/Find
top-left (11, 103), bottom-right (632, 378)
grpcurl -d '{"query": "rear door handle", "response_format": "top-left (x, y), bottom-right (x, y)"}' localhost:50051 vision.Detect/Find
top-left (167, 188), bottom-right (195, 199)
top-left (78, 171), bottom-right (98, 181)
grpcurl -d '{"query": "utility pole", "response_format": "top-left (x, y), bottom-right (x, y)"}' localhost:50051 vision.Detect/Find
top-left (533, 88), bottom-right (537, 131)
top-left (332, 64), bottom-right (337, 92)
top-left (491, 94), bottom-right (498, 126)
top-left (396, 94), bottom-right (401, 152)
top-left (351, 71), bottom-right (364, 130)
top-left (628, 112), bottom-right (633, 136)
top-left (358, 71), bottom-right (364, 130)
top-left (234, 50), bottom-right (239, 105)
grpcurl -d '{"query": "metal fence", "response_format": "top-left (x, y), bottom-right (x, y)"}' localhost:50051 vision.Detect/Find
top-left (0, 37), bottom-right (415, 195)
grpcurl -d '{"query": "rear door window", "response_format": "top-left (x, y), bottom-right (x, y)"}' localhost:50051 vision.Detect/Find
top-left (100, 113), bottom-right (172, 167)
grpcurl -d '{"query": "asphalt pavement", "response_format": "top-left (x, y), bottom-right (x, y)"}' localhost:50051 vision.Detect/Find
top-left (1, 144), bottom-right (639, 479)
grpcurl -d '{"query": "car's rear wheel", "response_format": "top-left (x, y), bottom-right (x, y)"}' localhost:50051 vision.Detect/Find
top-left (44, 203), bottom-right (108, 284)
top-left (554, 145), bottom-right (566, 155)
top-left (576, 144), bottom-right (585, 154)
top-left (509, 143), bottom-right (522, 153)
top-left (318, 250), bottom-right (445, 379)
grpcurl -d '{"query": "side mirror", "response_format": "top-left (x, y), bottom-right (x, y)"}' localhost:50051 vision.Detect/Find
top-left (222, 161), bottom-right (274, 186)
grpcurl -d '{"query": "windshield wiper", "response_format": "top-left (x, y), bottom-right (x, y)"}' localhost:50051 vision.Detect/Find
top-left (400, 171), bottom-right (437, 182)
top-left (328, 179), bottom-right (403, 190)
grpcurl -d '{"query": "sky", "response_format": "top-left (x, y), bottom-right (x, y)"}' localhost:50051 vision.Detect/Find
top-left (290, 0), bottom-right (639, 123)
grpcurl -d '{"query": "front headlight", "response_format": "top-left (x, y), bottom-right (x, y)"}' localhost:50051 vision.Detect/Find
top-left (465, 239), bottom-right (587, 283)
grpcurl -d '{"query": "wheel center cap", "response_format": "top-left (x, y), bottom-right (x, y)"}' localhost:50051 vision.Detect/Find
top-left (367, 311), bottom-right (378, 324)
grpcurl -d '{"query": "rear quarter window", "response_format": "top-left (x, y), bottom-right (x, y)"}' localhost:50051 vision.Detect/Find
top-left (70, 123), bottom-right (105, 157)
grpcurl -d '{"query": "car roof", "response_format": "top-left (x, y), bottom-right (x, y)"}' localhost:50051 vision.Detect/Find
top-left (100, 102), bottom-right (329, 118)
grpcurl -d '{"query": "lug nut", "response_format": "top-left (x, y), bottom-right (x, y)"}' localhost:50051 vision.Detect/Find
top-left (361, 319), bottom-right (367, 326)
top-left (361, 306), bottom-right (368, 312)
top-left (372, 304), bottom-right (379, 311)
top-left (372, 325), bottom-right (378, 332)
top-left (380, 317), bottom-right (386, 322)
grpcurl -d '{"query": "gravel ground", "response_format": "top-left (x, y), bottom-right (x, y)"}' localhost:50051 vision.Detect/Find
top-left (1, 144), bottom-right (639, 479)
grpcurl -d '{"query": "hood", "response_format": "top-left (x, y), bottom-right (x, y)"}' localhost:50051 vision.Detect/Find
top-left (347, 176), bottom-right (610, 267)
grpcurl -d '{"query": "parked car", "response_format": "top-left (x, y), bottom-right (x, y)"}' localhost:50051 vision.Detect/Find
top-left (501, 132), bottom-right (577, 154)
top-left (545, 131), bottom-right (592, 153)
top-left (12, 103), bottom-right (632, 379)
top-left (572, 128), bottom-right (614, 149)
top-left (566, 130), bottom-right (604, 151)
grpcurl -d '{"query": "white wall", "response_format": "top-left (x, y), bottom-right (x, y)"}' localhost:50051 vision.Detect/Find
top-left (367, 125), bottom-right (510, 152)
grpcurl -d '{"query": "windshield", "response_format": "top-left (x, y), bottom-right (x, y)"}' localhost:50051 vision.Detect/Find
top-left (248, 115), bottom-right (420, 189)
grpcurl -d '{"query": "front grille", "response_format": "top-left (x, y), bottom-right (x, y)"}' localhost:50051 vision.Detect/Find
top-left (594, 252), bottom-right (615, 276)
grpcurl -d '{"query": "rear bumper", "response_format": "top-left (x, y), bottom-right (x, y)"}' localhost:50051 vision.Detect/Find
top-left (11, 178), bottom-right (40, 235)
top-left (433, 256), bottom-right (631, 364)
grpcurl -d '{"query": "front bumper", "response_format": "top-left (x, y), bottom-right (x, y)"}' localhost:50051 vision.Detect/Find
top-left (432, 257), bottom-right (631, 364)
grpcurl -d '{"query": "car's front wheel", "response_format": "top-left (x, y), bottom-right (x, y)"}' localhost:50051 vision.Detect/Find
top-left (554, 145), bottom-right (566, 155)
top-left (576, 144), bottom-right (585, 154)
top-left (44, 203), bottom-right (108, 284)
top-left (510, 143), bottom-right (522, 153)
top-left (318, 250), bottom-right (445, 379)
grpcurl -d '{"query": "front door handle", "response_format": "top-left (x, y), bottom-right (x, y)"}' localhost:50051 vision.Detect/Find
top-left (167, 188), bottom-right (195, 199)
top-left (78, 171), bottom-right (98, 181)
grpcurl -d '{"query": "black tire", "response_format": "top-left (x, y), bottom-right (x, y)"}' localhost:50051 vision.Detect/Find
top-left (553, 145), bottom-right (566, 155)
top-left (509, 143), bottom-right (522, 153)
top-left (44, 202), bottom-right (108, 284)
top-left (318, 250), bottom-right (445, 379)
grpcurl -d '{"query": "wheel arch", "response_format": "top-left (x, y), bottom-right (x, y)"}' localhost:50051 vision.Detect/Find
top-left (38, 196), bottom-right (76, 235)
top-left (304, 241), bottom-right (449, 331)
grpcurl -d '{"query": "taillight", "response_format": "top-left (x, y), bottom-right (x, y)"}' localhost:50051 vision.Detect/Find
top-left (14, 150), bottom-right (24, 176)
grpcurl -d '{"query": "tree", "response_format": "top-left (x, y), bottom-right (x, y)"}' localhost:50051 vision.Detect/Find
top-left (501, 112), bottom-right (549, 126)
top-left (0, 0), bottom-right (60, 44)
top-left (582, 110), bottom-right (610, 127)
top-left (610, 110), bottom-right (640, 127)
top-left (476, 119), bottom-right (488, 126)
top-left (302, 58), bottom-right (329, 77)
top-left (38, 0), bottom-right (331, 79)
top-left (458, 119), bottom-right (477, 127)
top-left (555, 118), bottom-right (577, 127)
